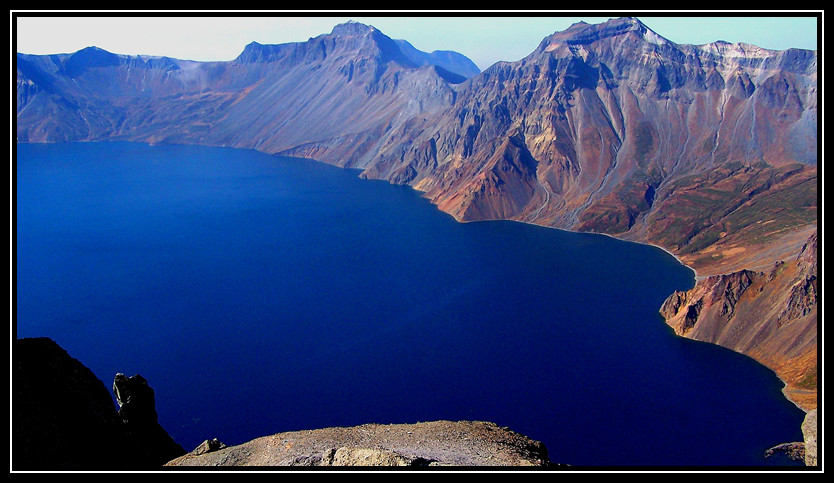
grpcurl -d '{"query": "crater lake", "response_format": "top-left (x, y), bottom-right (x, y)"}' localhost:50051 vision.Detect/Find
top-left (15, 141), bottom-right (807, 467)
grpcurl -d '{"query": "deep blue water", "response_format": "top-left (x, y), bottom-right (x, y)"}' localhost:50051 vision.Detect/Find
top-left (15, 142), bottom-right (806, 467)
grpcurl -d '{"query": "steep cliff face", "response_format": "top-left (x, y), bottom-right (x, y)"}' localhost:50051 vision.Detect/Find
top-left (660, 231), bottom-right (817, 410)
top-left (15, 17), bottom-right (818, 411)
top-left (802, 409), bottom-right (818, 466)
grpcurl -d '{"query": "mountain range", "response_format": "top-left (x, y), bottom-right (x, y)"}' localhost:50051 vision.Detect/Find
top-left (16, 17), bottom-right (818, 418)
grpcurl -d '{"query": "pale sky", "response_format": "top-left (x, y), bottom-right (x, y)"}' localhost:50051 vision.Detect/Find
top-left (13, 12), bottom-right (820, 71)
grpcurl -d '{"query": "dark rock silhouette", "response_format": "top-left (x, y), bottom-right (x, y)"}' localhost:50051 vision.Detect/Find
top-left (13, 338), bottom-right (555, 468)
top-left (113, 373), bottom-right (187, 465)
top-left (12, 338), bottom-right (185, 470)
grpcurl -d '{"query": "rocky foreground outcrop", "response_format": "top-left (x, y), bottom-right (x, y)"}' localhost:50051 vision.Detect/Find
top-left (763, 408), bottom-right (818, 466)
top-left (12, 337), bottom-right (553, 469)
top-left (166, 420), bottom-right (552, 467)
top-left (802, 409), bottom-right (818, 466)
top-left (12, 337), bottom-right (186, 470)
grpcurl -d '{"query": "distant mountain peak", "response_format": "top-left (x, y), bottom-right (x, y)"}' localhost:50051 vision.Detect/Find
top-left (540, 16), bottom-right (670, 51)
top-left (393, 39), bottom-right (481, 79)
top-left (61, 46), bottom-right (121, 76)
top-left (331, 20), bottom-right (378, 36)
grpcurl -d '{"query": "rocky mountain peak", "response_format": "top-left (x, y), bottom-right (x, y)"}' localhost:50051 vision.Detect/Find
top-left (62, 45), bottom-right (121, 76)
top-left (235, 41), bottom-right (289, 63)
top-left (695, 39), bottom-right (775, 60)
top-left (329, 21), bottom-right (416, 68)
top-left (538, 16), bottom-right (670, 54)
top-left (236, 20), bottom-right (415, 68)
top-left (330, 20), bottom-right (378, 37)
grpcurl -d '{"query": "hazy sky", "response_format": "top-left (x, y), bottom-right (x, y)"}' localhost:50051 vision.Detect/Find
top-left (14, 12), bottom-right (820, 71)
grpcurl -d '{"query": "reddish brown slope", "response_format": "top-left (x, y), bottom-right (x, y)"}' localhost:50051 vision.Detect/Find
top-left (660, 231), bottom-right (817, 410)
top-left (354, 18), bottom-right (818, 410)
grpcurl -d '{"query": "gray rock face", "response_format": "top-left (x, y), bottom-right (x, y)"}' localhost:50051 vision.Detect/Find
top-left (113, 373), bottom-right (158, 423)
top-left (191, 438), bottom-right (228, 455)
top-left (112, 373), bottom-right (186, 464)
top-left (764, 442), bottom-right (805, 463)
top-left (111, 372), bottom-right (186, 465)
top-left (360, 17), bottom-right (816, 231)
top-left (763, 407), bottom-right (817, 466)
top-left (802, 409), bottom-right (817, 466)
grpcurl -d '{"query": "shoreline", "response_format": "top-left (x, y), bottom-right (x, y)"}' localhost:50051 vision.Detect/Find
top-left (379, 176), bottom-right (813, 418)
top-left (17, 139), bottom-right (813, 417)
top-left (442, 210), bottom-right (700, 280)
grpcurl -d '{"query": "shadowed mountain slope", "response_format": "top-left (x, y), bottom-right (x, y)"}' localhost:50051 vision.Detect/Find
top-left (16, 22), bottom-right (462, 168)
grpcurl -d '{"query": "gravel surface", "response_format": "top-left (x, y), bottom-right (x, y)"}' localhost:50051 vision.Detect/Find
top-left (165, 420), bottom-right (553, 467)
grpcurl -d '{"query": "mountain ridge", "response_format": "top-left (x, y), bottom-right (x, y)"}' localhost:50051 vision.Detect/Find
top-left (393, 38), bottom-right (481, 79)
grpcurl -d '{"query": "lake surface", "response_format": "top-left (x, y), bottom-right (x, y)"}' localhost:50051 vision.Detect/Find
top-left (15, 142), bottom-right (807, 467)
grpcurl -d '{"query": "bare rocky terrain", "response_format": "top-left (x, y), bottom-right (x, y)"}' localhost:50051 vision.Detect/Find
top-left (165, 420), bottom-right (552, 467)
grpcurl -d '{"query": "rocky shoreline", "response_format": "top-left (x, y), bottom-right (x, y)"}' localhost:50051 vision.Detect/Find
top-left (658, 230), bottom-right (817, 414)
